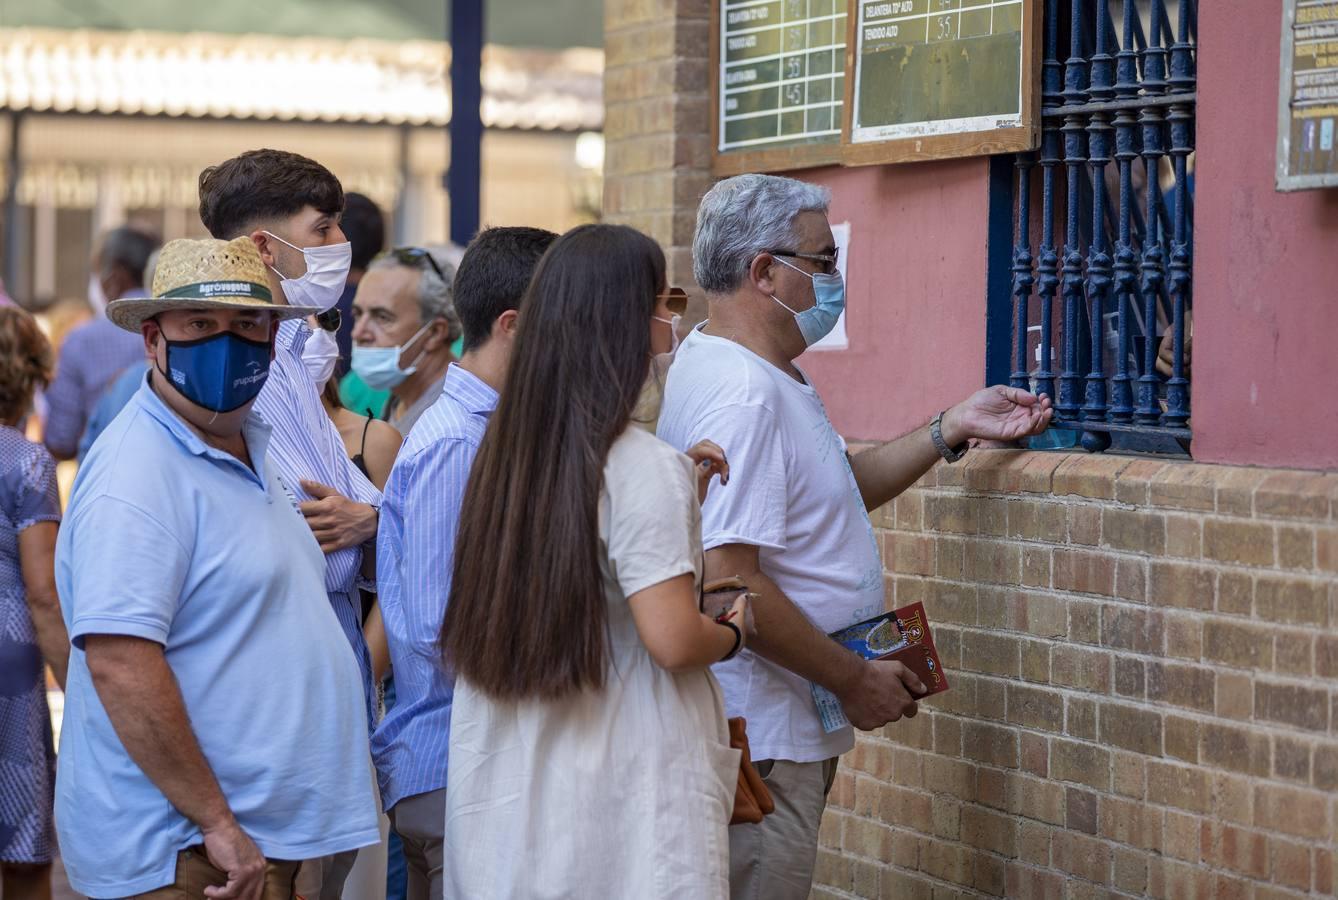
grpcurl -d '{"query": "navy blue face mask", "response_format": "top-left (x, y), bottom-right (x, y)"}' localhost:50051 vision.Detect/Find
top-left (158, 331), bottom-right (273, 413)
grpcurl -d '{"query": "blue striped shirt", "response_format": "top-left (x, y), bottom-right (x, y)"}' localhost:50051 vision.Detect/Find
top-left (253, 319), bottom-right (382, 725)
top-left (372, 363), bottom-right (496, 810)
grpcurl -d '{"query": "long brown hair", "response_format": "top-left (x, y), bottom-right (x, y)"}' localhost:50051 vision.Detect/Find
top-left (441, 224), bottom-right (666, 701)
top-left (0, 306), bottom-right (55, 423)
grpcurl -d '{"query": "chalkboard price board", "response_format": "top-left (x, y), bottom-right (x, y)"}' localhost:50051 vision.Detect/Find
top-left (711, 0), bottom-right (849, 175)
top-left (1277, 0), bottom-right (1338, 190)
top-left (842, 0), bottom-right (1040, 165)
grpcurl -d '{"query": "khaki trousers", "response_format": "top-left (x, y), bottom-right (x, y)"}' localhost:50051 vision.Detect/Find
top-left (387, 788), bottom-right (446, 900)
top-left (294, 850), bottom-right (358, 900)
top-left (728, 757), bottom-right (839, 900)
top-left (129, 846), bottom-right (300, 899)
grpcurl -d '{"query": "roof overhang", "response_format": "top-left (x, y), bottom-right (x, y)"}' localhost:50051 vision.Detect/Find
top-left (0, 28), bottom-right (604, 132)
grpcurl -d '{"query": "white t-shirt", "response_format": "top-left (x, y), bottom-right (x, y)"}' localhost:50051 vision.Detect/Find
top-left (658, 324), bottom-right (886, 763)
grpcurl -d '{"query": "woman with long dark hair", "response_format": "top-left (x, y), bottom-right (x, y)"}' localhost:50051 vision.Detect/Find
top-left (441, 224), bottom-right (747, 898)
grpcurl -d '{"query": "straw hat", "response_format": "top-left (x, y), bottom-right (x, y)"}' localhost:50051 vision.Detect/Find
top-left (106, 236), bottom-right (320, 332)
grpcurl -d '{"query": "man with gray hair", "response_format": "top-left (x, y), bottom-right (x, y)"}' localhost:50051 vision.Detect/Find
top-left (658, 173), bottom-right (1053, 898)
top-left (350, 246), bottom-right (463, 436)
top-left (45, 225), bottom-right (161, 459)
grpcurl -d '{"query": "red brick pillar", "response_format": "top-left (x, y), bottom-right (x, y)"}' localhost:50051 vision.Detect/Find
top-left (603, 0), bottom-right (714, 313)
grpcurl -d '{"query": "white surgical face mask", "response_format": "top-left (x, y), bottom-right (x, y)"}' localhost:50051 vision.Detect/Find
top-left (632, 354), bottom-right (673, 433)
top-left (301, 326), bottom-right (340, 389)
top-left (88, 273), bottom-right (109, 316)
top-left (264, 231), bottom-right (352, 313)
top-left (652, 313), bottom-right (682, 355)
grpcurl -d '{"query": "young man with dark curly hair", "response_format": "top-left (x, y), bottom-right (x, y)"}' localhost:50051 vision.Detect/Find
top-left (197, 148), bottom-right (383, 897)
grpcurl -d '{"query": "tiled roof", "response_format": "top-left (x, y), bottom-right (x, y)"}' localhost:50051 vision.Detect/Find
top-left (0, 28), bottom-right (604, 131)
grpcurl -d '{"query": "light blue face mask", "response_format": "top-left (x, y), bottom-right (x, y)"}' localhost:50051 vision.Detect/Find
top-left (769, 256), bottom-right (846, 347)
top-left (350, 319), bottom-right (435, 391)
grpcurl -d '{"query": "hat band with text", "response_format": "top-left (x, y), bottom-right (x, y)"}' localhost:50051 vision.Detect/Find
top-left (158, 281), bottom-right (274, 303)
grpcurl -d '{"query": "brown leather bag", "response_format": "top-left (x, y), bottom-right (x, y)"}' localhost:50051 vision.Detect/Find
top-left (702, 576), bottom-right (773, 825)
top-left (728, 716), bottom-right (774, 825)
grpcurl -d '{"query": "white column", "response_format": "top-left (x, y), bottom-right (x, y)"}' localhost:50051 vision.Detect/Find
top-left (93, 169), bottom-right (125, 234)
top-left (32, 176), bottom-right (56, 300)
top-left (163, 203), bottom-right (187, 242)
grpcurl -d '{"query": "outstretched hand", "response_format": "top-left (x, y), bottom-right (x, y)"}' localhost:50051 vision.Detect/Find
top-left (943, 386), bottom-right (1053, 446)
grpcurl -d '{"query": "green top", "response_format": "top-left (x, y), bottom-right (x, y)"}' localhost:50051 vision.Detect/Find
top-left (339, 371), bottom-right (390, 421)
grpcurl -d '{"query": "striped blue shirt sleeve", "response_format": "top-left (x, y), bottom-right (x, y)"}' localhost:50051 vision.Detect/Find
top-left (387, 436), bottom-right (473, 661)
top-left (371, 363), bottom-right (493, 807)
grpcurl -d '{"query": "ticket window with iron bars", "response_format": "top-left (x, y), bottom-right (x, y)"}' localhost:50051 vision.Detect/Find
top-left (993, 0), bottom-right (1196, 456)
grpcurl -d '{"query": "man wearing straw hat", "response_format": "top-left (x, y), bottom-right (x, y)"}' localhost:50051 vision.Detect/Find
top-left (54, 237), bottom-right (380, 899)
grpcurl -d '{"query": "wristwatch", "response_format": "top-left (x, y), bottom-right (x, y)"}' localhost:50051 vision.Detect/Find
top-left (930, 410), bottom-right (969, 463)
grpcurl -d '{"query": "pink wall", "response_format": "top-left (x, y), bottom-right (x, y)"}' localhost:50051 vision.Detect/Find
top-left (795, 160), bottom-right (992, 443)
top-left (1191, 3), bottom-right (1338, 470)
top-left (793, 2), bottom-right (1338, 470)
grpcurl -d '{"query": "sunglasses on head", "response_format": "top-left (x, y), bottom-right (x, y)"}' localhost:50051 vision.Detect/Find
top-left (388, 246), bottom-right (448, 283)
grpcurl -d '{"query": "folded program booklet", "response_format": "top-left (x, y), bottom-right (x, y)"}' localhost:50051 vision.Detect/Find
top-left (811, 601), bottom-right (950, 734)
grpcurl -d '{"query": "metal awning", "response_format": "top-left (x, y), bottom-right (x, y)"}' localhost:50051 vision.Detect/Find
top-left (0, 28), bottom-right (604, 132)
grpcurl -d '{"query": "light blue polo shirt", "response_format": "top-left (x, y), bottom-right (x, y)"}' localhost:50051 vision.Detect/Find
top-left (54, 378), bottom-right (379, 898)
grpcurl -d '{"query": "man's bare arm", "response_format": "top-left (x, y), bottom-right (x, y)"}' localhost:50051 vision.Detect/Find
top-left (847, 423), bottom-right (942, 513)
top-left (364, 601), bottom-right (390, 684)
top-left (849, 388), bottom-right (1054, 512)
top-left (84, 635), bottom-right (265, 899)
top-left (706, 543), bottom-right (923, 731)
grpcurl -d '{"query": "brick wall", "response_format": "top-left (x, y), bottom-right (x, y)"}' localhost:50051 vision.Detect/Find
top-left (602, 0), bottom-right (712, 311)
top-left (814, 451), bottom-right (1338, 899)
top-left (600, 10), bottom-right (1338, 894)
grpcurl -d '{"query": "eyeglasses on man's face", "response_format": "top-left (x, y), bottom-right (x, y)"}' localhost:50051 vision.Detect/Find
top-left (765, 248), bottom-right (840, 276)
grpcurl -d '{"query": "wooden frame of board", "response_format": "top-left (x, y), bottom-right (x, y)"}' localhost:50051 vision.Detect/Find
top-left (709, 0), bottom-right (845, 176)
top-left (840, 0), bottom-right (1043, 167)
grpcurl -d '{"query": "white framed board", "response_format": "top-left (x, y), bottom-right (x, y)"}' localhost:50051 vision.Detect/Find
top-left (711, 0), bottom-right (849, 175)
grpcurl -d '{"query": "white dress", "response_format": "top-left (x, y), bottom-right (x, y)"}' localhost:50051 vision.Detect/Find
top-left (444, 426), bottom-right (739, 899)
